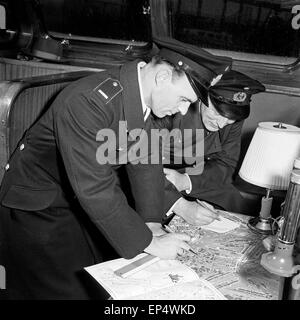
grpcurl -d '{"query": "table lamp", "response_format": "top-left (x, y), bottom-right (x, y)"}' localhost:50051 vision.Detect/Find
top-left (238, 122), bottom-right (300, 235)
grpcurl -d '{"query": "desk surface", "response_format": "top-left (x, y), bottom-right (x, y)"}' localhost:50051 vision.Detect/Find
top-left (169, 211), bottom-right (280, 300)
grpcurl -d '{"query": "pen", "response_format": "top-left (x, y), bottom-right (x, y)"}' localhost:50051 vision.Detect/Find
top-left (196, 199), bottom-right (221, 221)
top-left (161, 225), bottom-right (199, 256)
top-left (162, 224), bottom-right (175, 234)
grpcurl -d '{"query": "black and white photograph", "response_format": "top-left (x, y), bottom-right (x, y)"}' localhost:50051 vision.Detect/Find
top-left (0, 0), bottom-right (300, 309)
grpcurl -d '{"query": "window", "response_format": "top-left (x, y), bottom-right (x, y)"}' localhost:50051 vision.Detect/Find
top-left (0, 2), bottom-right (17, 46)
top-left (39, 0), bottom-right (151, 43)
top-left (168, 0), bottom-right (300, 58)
top-left (0, 4), bottom-right (6, 29)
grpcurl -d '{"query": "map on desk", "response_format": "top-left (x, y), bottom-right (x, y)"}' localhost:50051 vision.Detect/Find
top-left (169, 211), bottom-right (280, 300)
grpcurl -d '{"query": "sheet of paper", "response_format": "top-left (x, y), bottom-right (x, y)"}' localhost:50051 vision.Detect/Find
top-left (84, 253), bottom-right (226, 300)
top-left (85, 254), bottom-right (199, 299)
top-left (201, 215), bottom-right (240, 233)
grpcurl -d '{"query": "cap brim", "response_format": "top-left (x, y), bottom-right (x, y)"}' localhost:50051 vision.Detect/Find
top-left (189, 79), bottom-right (209, 104)
top-left (210, 95), bottom-right (250, 121)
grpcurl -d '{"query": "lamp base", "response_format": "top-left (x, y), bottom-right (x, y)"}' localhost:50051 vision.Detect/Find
top-left (247, 216), bottom-right (273, 235)
top-left (260, 241), bottom-right (295, 277)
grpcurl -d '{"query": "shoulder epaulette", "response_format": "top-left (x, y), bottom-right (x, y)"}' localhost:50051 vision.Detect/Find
top-left (93, 78), bottom-right (123, 104)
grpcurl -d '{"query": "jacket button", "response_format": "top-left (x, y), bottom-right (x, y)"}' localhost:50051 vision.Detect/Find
top-left (20, 143), bottom-right (25, 150)
top-left (5, 163), bottom-right (9, 171)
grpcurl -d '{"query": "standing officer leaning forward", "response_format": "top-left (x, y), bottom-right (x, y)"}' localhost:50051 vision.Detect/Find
top-left (158, 38), bottom-right (265, 226)
top-left (0, 40), bottom-right (230, 299)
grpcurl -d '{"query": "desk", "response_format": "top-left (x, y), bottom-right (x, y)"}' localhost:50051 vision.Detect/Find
top-left (169, 211), bottom-right (280, 300)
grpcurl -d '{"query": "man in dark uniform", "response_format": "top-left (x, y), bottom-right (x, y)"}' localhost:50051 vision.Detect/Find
top-left (162, 69), bottom-right (265, 226)
top-left (0, 40), bottom-right (228, 299)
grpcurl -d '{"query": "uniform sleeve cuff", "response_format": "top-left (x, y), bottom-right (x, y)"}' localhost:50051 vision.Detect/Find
top-left (184, 173), bottom-right (192, 194)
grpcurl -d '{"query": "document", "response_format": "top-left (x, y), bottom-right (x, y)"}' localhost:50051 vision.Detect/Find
top-left (193, 203), bottom-right (240, 233)
top-left (84, 253), bottom-right (226, 300)
top-left (201, 214), bottom-right (240, 233)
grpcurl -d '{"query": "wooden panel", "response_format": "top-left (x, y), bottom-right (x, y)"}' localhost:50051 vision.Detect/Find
top-left (0, 61), bottom-right (58, 81)
top-left (0, 58), bottom-right (101, 81)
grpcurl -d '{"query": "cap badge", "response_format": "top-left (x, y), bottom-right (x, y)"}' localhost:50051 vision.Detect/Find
top-left (210, 74), bottom-right (223, 87)
top-left (233, 92), bottom-right (247, 102)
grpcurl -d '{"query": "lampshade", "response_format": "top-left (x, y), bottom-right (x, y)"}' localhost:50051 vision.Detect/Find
top-left (239, 122), bottom-right (300, 190)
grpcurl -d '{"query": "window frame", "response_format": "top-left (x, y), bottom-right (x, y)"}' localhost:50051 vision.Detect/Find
top-left (161, 0), bottom-right (300, 68)
top-left (39, 0), bottom-right (152, 46)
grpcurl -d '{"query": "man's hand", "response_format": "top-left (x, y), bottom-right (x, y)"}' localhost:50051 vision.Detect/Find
top-left (144, 232), bottom-right (191, 260)
top-left (173, 198), bottom-right (219, 226)
top-left (163, 168), bottom-right (190, 192)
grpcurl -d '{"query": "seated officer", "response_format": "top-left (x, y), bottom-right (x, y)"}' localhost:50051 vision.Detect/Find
top-left (162, 69), bottom-right (265, 226)
top-left (0, 39), bottom-right (230, 299)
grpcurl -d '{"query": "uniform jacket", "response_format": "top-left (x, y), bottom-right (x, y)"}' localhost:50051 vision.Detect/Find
top-left (0, 60), bottom-right (165, 260)
top-left (163, 102), bottom-right (244, 212)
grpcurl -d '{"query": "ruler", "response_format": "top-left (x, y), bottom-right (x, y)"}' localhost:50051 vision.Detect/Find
top-left (114, 254), bottom-right (160, 278)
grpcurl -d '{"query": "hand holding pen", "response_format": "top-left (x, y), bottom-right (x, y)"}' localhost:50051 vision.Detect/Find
top-left (196, 200), bottom-right (221, 221)
top-left (161, 224), bottom-right (199, 256)
top-left (172, 198), bottom-right (220, 226)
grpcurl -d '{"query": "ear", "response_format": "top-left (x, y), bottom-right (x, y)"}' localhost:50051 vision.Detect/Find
top-left (155, 68), bottom-right (172, 86)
